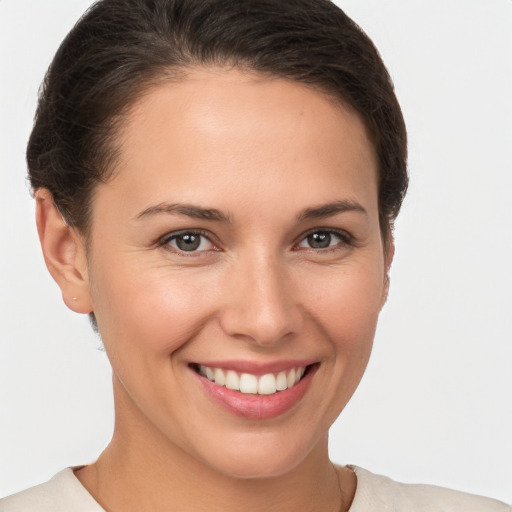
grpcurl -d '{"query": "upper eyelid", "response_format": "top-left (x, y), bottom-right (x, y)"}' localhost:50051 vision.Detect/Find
top-left (293, 228), bottom-right (356, 253)
top-left (156, 227), bottom-right (353, 251)
top-left (158, 229), bottom-right (218, 248)
top-left (296, 227), bottom-right (352, 243)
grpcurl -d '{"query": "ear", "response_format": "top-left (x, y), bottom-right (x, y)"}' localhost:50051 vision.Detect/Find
top-left (35, 189), bottom-right (93, 314)
top-left (381, 236), bottom-right (395, 307)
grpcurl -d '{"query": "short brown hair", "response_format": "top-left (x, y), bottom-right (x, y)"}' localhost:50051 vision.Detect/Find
top-left (28, 0), bottom-right (407, 245)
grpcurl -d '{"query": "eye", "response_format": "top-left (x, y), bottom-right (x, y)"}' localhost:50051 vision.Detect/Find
top-left (163, 231), bottom-right (215, 253)
top-left (297, 230), bottom-right (350, 250)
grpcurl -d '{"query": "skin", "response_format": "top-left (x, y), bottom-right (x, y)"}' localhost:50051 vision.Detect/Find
top-left (36, 68), bottom-right (392, 512)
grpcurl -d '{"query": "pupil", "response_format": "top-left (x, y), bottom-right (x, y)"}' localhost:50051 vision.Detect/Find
top-left (308, 232), bottom-right (331, 248)
top-left (177, 234), bottom-right (200, 251)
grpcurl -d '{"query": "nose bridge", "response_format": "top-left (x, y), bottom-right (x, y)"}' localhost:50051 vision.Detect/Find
top-left (220, 248), bottom-right (301, 345)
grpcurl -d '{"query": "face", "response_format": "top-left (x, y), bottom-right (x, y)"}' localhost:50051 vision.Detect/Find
top-left (82, 69), bottom-right (389, 478)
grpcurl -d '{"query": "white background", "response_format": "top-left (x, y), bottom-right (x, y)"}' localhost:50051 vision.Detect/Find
top-left (1, 0), bottom-right (511, 504)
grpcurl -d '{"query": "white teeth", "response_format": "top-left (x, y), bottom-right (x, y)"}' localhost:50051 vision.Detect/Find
top-left (258, 373), bottom-right (277, 395)
top-left (240, 373), bottom-right (258, 394)
top-left (197, 365), bottom-right (308, 395)
top-left (213, 368), bottom-right (226, 386)
top-left (287, 368), bottom-right (296, 388)
top-left (225, 370), bottom-right (240, 390)
top-left (276, 371), bottom-right (288, 391)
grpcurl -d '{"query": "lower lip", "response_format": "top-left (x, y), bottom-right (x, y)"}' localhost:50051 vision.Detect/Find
top-left (194, 365), bottom-right (318, 420)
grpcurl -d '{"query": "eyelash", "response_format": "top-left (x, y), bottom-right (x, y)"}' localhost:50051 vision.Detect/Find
top-left (158, 229), bottom-right (217, 255)
top-left (295, 228), bottom-right (354, 253)
top-left (157, 228), bottom-right (354, 255)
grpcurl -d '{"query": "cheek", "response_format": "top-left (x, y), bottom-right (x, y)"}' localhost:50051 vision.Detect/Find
top-left (89, 259), bottom-right (220, 355)
top-left (304, 263), bottom-right (383, 409)
top-left (306, 263), bottom-right (385, 344)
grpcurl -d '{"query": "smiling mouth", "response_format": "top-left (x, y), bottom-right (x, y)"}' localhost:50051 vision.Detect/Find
top-left (190, 363), bottom-right (315, 396)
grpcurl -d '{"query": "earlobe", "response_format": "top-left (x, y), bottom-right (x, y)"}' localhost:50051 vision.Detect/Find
top-left (35, 189), bottom-right (93, 314)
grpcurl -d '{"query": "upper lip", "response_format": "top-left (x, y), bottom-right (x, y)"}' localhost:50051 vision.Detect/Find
top-left (190, 359), bottom-right (318, 376)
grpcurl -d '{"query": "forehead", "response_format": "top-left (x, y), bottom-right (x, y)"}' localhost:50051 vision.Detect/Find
top-left (98, 68), bottom-right (378, 221)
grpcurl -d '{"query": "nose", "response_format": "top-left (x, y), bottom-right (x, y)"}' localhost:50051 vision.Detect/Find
top-left (218, 252), bottom-right (303, 347)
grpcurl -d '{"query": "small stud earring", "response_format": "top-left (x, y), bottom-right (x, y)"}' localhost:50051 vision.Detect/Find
top-left (72, 297), bottom-right (78, 301)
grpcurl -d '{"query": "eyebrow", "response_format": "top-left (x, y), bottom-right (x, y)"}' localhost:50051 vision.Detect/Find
top-left (134, 202), bottom-right (231, 223)
top-left (134, 199), bottom-right (367, 223)
top-left (297, 200), bottom-right (368, 222)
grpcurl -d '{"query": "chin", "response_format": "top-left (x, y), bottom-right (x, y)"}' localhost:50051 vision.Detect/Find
top-left (206, 452), bottom-right (305, 480)
top-left (192, 428), bottom-right (324, 480)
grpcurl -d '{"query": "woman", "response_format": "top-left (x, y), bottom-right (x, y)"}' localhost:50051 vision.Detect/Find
top-left (1, 0), bottom-right (510, 510)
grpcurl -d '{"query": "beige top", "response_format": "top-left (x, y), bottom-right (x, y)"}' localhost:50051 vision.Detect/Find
top-left (1, 465), bottom-right (510, 511)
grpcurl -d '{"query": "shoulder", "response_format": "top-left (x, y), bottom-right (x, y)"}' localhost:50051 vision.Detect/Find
top-left (0, 468), bottom-right (104, 512)
top-left (348, 466), bottom-right (511, 512)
